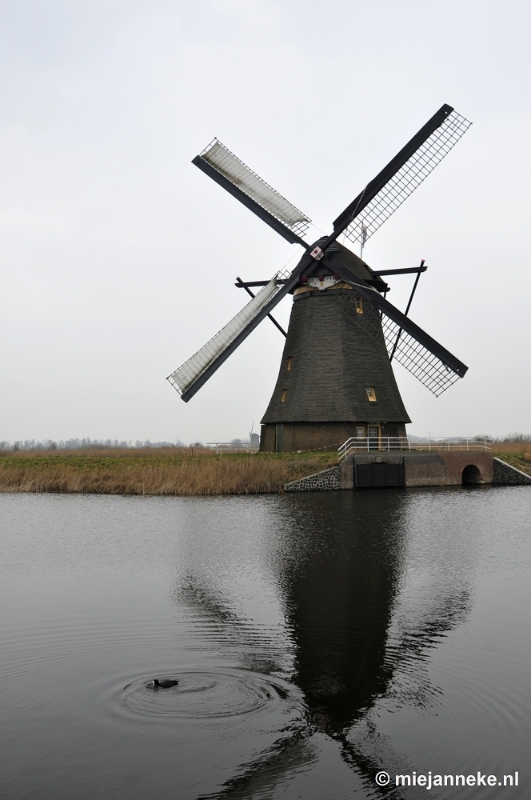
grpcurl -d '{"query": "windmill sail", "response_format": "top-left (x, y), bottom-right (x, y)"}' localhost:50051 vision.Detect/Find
top-left (339, 281), bottom-right (467, 396)
top-left (193, 140), bottom-right (311, 245)
top-left (380, 314), bottom-right (462, 395)
top-left (333, 106), bottom-right (472, 245)
top-left (168, 273), bottom-right (291, 401)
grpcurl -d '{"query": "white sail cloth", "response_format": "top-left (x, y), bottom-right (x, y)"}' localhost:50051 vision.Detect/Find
top-left (202, 140), bottom-right (310, 234)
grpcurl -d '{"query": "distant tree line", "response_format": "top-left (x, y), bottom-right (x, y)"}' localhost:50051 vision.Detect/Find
top-left (0, 438), bottom-right (186, 451)
top-left (3, 432), bottom-right (526, 452)
top-left (0, 436), bottom-right (261, 451)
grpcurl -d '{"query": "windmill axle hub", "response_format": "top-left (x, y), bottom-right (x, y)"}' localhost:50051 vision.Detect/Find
top-left (310, 246), bottom-right (325, 260)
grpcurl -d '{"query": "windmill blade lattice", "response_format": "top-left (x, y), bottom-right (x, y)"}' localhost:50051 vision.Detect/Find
top-left (342, 297), bottom-right (462, 396)
top-left (341, 110), bottom-right (471, 246)
top-left (168, 271), bottom-right (291, 400)
top-left (381, 316), bottom-right (462, 395)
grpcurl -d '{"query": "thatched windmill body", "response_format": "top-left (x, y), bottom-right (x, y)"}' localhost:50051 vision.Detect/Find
top-left (168, 105), bottom-right (471, 452)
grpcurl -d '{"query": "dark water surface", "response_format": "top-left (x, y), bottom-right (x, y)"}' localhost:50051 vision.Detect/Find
top-left (0, 488), bottom-right (529, 799)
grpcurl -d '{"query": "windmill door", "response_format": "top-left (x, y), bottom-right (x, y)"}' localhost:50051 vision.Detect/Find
top-left (368, 426), bottom-right (379, 451)
top-left (275, 424), bottom-right (284, 453)
top-left (355, 459), bottom-right (405, 488)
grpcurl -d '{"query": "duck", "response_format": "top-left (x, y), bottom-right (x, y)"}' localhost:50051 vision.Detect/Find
top-left (147, 678), bottom-right (179, 689)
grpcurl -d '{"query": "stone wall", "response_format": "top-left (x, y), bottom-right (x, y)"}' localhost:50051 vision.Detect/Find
top-left (283, 453), bottom-right (531, 492)
top-left (284, 465), bottom-right (341, 492)
top-left (493, 458), bottom-right (531, 485)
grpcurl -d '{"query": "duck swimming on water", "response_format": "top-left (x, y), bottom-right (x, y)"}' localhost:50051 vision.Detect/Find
top-left (147, 679), bottom-right (179, 689)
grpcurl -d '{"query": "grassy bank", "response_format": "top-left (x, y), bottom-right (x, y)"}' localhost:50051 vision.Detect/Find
top-left (0, 448), bottom-right (339, 496)
top-left (491, 441), bottom-right (531, 476)
top-left (2, 441), bottom-right (530, 496)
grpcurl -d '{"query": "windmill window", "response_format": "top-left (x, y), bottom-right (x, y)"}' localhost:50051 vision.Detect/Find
top-left (356, 427), bottom-right (365, 438)
top-left (366, 387), bottom-right (377, 402)
top-left (286, 357), bottom-right (292, 371)
top-left (281, 390), bottom-right (287, 403)
top-left (355, 297), bottom-right (364, 314)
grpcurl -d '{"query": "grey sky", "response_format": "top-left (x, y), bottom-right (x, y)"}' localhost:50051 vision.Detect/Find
top-left (1, 0), bottom-right (530, 444)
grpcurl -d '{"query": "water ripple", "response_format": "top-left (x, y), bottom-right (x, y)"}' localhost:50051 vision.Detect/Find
top-left (116, 669), bottom-right (299, 723)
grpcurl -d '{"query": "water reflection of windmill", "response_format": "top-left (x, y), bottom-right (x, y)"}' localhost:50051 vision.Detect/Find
top-left (168, 105), bottom-right (471, 452)
top-left (178, 493), bottom-right (471, 799)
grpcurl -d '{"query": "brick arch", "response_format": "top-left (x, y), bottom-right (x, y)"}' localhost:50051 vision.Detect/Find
top-left (436, 452), bottom-right (493, 486)
top-left (462, 464), bottom-right (482, 484)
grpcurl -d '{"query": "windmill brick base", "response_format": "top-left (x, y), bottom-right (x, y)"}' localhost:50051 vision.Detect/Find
top-left (260, 422), bottom-right (407, 454)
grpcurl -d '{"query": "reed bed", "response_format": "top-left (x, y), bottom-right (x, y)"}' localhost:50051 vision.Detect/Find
top-left (0, 450), bottom-right (339, 496)
top-left (491, 440), bottom-right (531, 455)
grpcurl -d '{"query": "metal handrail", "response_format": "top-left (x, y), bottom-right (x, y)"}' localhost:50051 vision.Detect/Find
top-left (338, 436), bottom-right (491, 461)
top-left (207, 441), bottom-right (260, 453)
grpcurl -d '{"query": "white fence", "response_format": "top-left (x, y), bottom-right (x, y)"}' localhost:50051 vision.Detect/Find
top-left (338, 436), bottom-right (491, 461)
top-left (207, 441), bottom-right (260, 453)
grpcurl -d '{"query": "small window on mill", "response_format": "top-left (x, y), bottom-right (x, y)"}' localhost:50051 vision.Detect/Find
top-left (356, 427), bottom-right (364, 438)
top-left (355, 296), bottom-right (364, 314)
top-left (286, 357), bottom-right (292, 371)
top-left (281, 390), bottom-right (287, 403)
top-left (366, 387), bottom-right (377, 402)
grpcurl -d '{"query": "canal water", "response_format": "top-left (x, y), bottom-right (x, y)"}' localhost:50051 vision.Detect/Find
top-left (0, 488), bottom-right (529, 799)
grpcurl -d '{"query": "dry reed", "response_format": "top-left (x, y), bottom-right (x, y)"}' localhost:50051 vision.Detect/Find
top-left (0, 450), bottom-right (339, 496)
top-left (490, 441), bottom-right (531, 476)
top-left (491, 440), bottom-right (531, 455)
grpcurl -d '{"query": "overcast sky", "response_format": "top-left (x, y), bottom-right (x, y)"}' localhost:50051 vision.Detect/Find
top-left (1, 0), bottom-right (530, 444)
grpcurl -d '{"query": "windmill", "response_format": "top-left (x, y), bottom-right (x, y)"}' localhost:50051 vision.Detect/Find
top-left (168, 104), bottom-right (471, 452)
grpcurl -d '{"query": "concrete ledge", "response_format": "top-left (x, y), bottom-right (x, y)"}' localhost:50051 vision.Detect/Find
top-left (284, 465), bottom-right (341, 492)
top-left (493, 457), bottom-right (531, 485)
